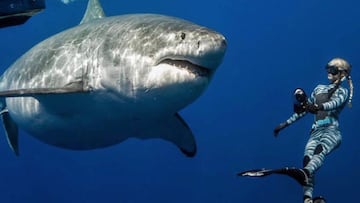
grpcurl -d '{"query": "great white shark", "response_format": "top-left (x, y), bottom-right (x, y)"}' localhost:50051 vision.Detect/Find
top-left (0, 0), bottom-right (226, 157)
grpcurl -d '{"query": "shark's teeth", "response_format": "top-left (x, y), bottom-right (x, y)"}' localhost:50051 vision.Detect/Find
top-left (159, 59), bottom-right (211, 77)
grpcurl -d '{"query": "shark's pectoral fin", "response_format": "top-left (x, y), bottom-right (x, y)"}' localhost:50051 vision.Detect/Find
top-left (0, 108), bottom-right (19, 156)
top-left (164, 113), bottom-right (197, 157)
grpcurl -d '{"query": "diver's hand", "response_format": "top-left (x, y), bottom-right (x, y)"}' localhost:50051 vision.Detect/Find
top-left (274, 122), bottom-right (288, 137)
top-left (306, 103), bottom-right (324, 114)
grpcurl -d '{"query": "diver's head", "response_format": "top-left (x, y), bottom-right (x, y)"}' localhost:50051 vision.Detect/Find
top-left (326, 57), bottom-right (351, 82)
top-left (326, 57), bottom-right (354, 107)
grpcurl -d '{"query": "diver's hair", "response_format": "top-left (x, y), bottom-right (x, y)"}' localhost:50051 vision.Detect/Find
top-left (336, 75), bottom-right (354, 108)
top-left (328, 57), bottom-right (351, 75)
top-left (347, 75), bottom-right (354, 107)
top-left (328, 57), bottom-right (353, 107)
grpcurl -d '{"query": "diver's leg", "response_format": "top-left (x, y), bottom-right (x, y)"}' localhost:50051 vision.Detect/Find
top-left (302, 130), bottom-right (319, 200)
top-left (303, 174), bottom-right (315, 202)
top-left (304, 127), bottom-right (341, 173)
top-left (302, 131), bottom-right (319, 200)
top-left (303, 127), bottom-right (341, 201)
top-left (303, 135), bottom-right (318, 168)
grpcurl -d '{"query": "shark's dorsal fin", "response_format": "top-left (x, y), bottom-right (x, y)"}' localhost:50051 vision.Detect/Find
top-left (80, 0), bottom-right (106, 25)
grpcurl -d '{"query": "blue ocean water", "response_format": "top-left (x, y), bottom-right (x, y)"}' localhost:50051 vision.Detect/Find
top-left (0, 0), bottom-right (359, 202)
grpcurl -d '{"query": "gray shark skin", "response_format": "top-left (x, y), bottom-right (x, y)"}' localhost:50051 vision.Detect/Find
top-left (0, 0), bottom-right (226, 157)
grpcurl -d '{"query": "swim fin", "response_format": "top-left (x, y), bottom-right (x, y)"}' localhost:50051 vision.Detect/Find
top-left (238, 167), bottom-right (309, 186)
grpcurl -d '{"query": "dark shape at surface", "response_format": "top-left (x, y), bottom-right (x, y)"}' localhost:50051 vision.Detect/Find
top-left (0, 0), bottom-right (45, 28)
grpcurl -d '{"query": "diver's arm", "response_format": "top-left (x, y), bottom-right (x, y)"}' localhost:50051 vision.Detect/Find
top-left (321, 88), bottom-right (349, 110)
top-left (305, 87), bottom-right (322, 114)
top-left (308, 90), bottom-right (315, 104)
top-left (286, 111), bottom-right (307, 124)
top-left (274, 87), bottom-right (312, 136)
top-left (274, 112), bottom-right (306, 137)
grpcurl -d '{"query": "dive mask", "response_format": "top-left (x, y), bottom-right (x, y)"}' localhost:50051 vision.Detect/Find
top-left (326, 65), bottom-right (340, 75)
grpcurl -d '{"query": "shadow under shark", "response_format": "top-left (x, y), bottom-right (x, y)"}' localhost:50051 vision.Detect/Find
top-left (0, 0), bottom-right (226, 157)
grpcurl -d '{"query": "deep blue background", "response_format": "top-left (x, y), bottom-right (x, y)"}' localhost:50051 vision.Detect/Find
top-left (0, 0), bottom-right (359, 202)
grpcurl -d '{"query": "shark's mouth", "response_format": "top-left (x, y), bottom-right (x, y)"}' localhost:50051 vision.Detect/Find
top-left (159, 59), bottom-right (211, 77)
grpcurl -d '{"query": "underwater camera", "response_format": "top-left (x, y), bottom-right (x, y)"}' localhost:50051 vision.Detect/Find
top-left (0, 0), bottom-right (45, 28)
top-left (293, 88), bottom-right (308, 114)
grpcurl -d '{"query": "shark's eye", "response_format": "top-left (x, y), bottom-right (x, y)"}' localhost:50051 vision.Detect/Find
top-left (180, 32), bottom-right (186, 40)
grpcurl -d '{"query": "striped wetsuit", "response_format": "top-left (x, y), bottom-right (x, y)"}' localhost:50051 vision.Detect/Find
top-left (285, 83), bottom-right (349, 198)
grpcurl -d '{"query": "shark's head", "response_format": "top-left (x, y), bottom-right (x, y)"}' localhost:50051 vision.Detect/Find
top-left (95, 14), bottom-right (226, 113)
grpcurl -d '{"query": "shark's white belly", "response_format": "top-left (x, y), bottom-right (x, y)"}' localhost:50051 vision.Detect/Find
top-left (5, 91), bottom-right (175, 150)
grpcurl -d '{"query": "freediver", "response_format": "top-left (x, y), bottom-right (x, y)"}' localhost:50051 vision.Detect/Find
top-left (273, 57), bottom-right (354, 203)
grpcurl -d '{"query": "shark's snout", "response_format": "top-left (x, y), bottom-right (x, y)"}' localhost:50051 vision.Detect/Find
top-left (190, 32), bottom-right (227, 71)
top-left (155, 30), bottom-right (226, 76)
